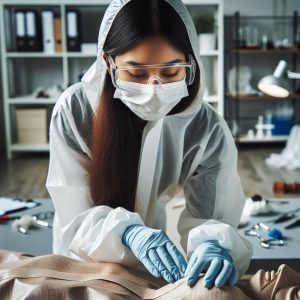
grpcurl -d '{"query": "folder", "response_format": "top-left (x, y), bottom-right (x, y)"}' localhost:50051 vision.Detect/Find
top-left (0, 197), bottom-right (40, 216)
top-left (54, 17), bottom-right (62, 52)
top-left (66, 11), bottom-right (81, 52)
top-left (25, 11), bottom-right (42, 52)
top-left (41, 11), bottom-right (55, 54)
top-left (15, 11), bottom-right (27, 51)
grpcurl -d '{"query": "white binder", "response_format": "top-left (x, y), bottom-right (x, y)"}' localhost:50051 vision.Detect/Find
top-left (66, 11), bottom-right (78, 38)
top-left (41, 11), bottom-right (55, 54)
top-left (15, 11), bottom-right (27, 51)
top-left (66, 11), bottom-right (80, 51)
top-left (15, 11), bottom-right (26, 37)
top-left (26, 11), bottom-right (36, 37)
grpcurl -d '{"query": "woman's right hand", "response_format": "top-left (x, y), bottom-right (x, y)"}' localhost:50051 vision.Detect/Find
top-left (122, 224), bottom-right (187, 283)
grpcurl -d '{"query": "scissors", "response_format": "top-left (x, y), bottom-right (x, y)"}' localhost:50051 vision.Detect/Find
top-left (244, 229), bottom-right (284, 249)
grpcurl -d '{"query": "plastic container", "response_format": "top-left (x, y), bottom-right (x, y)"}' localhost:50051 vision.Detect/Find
top-left (271, 116), bottom-right (292, 135)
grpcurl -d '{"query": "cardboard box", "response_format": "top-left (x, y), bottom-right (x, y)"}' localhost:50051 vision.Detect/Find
top-left (16, 108), bottom-right (48, 144)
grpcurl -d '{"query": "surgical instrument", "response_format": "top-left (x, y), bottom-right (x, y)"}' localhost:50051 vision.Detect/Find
top-left (253, 222), bottom-right (283, 239)
top-left (285, 218), bottom-right (300, 229)
top-left (251, 194), bottom-right (289, 204)
top-left (266, 207), bottom-right (300, 224)
top-left (244, 229), bottom-right (284, 249)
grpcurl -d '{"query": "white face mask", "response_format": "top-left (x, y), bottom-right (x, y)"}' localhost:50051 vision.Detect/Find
top-left (113, 77), bottom-right (189, 121)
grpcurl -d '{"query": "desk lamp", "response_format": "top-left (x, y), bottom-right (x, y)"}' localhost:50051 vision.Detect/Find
top-left (258, 60), bottom-right (300, 97)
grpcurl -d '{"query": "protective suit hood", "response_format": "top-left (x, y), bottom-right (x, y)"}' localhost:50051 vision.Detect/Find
top-left (81, 0), bottom-right (205, 117)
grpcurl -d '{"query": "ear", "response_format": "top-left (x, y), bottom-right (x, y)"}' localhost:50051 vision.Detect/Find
top-left (103, 53), bottom-right (111, 76)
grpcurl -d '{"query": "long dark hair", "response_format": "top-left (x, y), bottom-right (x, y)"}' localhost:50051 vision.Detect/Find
top-left (89, 0), bottom-right (200, 211)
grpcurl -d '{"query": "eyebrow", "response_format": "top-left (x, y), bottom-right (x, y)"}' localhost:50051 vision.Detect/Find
top-left (124, 58), bottom-right (184, 66)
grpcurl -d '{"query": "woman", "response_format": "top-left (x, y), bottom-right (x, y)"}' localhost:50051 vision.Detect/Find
top-left (46, 0), bottom-right (252, 290)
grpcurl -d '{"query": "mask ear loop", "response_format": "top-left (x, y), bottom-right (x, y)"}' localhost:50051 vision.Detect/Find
top-left (187, 54), bottom-right (196, 86)
top-left (108, 55), bottom-right (117, 87)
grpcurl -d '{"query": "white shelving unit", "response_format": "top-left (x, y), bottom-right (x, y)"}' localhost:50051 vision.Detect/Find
top-left (184, 0), bottom-right (224, 116)
top-left (238, 135), bottom-right (289, 143)
top-left (0, 0), bottom-right (110, 159)
top-left (1, 0), bottom-right (224, 159)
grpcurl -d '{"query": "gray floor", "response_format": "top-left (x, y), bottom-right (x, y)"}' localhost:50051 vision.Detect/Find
top-left (237, 146), bottom-right (300, 198)
top-left (0, 154), bottom-right (50, 198)
top-left (0, 146), bottom-right (299, 199)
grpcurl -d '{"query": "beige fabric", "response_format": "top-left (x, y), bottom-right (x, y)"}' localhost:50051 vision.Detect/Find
top-left (0, 250), bottom-right (299, 299)
top-left (237, 265), bottom-right (300, 300)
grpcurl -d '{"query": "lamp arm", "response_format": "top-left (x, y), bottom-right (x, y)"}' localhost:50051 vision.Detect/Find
top-left (287, 70), bottom-right (300, 79)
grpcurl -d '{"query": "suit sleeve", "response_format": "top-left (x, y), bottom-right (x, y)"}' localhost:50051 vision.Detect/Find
top-left (177, 118), bottom-right (253, 278)
top-left (46, 94), bottom-right (144, 266)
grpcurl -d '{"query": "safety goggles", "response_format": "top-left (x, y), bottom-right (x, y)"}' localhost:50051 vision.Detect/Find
top-left (108, 54), bottom-right (196, 89)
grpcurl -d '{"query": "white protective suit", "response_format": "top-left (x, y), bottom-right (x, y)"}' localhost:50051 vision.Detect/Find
top-left (46, 0), bottom-right (253, 278)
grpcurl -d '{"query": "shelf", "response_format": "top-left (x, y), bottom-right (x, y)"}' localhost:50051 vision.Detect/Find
top-left (227, 94), bottom-right (300, 100)
top-left (66, 52), bottom-right (97, 58)
top-left (200, 50), bottom-right (219, 56)
top-left (8, 96), bottom-right (57, 105)
top-left (6, 50), bottom-right (222, 58)
top-left (1, 0), bottom-right (111, 5)
top-left (229, 48), bottom-right (300, 54)
top-left (236, 135), bottom-right (289, 143)
top-left (10, 144), bottom-right (50, 152)
top-left (204, 95), bottom-right (220, 103)
top-left (5, 52), bottom-right (63, 58)
top-left (5, 52), bottom-right (97, 58)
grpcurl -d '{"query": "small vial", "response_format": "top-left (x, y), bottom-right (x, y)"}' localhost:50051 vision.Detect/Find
top-left (17, 225), bottom-right (27, 234)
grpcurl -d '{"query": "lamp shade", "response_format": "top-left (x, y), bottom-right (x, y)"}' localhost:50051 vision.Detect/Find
top-left (258, 60), bottom-right (291, 98)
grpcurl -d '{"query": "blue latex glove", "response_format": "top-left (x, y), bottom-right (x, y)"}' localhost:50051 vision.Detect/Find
top-left (122, 224), bottom-right (187, 283)
top-left (184, 240), bottom-right (238, 288)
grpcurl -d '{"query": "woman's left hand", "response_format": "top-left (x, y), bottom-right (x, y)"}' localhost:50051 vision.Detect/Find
top-left (184, 240), bottom-right (238, 288)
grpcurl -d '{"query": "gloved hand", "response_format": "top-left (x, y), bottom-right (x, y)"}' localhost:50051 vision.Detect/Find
top-left (184, 240), bottom-right (238, 288)
top-left (122, 224), bottom-right (187, 283)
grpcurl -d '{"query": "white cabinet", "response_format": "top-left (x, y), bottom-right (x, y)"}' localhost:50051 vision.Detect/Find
top-left (1, 0), bottom-right (224, 159)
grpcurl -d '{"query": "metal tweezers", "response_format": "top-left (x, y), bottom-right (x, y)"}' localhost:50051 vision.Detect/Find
top-left (244, 229), bottom-right (284, 249)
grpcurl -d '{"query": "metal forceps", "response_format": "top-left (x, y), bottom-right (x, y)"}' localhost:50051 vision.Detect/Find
top-left (244, 229), bottom-right (284, 249)
top-left (32, 211), bottom-right (54, 228)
